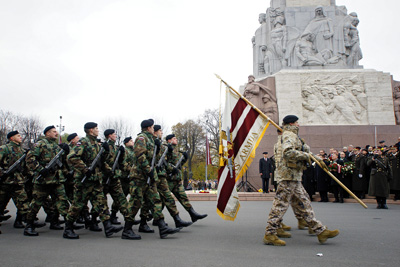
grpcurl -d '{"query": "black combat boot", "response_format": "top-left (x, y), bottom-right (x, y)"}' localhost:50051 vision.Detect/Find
top-left (110, 211), bottom-right (121, 225)
top-left (45, 212), bottom-right (53, 223)
top-left (156, 218), bottom-right (180, 239)
top-left (63, 221), bottom-right (79, 239)
top-left (24, 220), bottom-right (39, 236)
top-left (121, 220), bottom-right (141, 240)
top-left (376, 197), bottom-right (382, 209)
top-left (0, 214), bottom-right (11, 222)
top-left (188, 207), bottom-right (208, 223)
top-left (103, 219), bottom-right (123, 238)
top-left (139, 217), bottom-right (155, 233)
top-left (381, 198), bottom-right (388, 209)
top-left (85, 213), bottom-right (102, 232)
top-left (173, 214), bottom-right (193, 229)
top-left (49, 214), bottom-right (64, 230)
top-left (13, 213), bottom-right (25, 229)
top-left (33, 217), bottom-right (46, 228)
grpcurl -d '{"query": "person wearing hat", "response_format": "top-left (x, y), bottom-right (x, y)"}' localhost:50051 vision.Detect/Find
top-left (259, 152), bottom-right (272, 193)
top-left (0, 131), bottom-right (31, 229)
top-left (263, 115), bottom-right (339, 246)
top-left (144, 125), bottom-right (193, 230)
top-left (122, 119), bottom-right (179, 240)
top-left (165, 134), bottom-right (208, 223)
top-left (102, 129), bottom-right (130, 226)
top-left (24, 126), bottom-right (71, 236)
top-left (62, 122), bottom-right (123, 239)
top-left (367, 148), bottom-right (392, 209)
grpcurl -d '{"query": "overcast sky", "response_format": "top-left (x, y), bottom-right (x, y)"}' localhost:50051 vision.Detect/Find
top-left (1, 0), bottom-right (399, 137)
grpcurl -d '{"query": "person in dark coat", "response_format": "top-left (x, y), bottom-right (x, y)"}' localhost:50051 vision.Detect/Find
top-left (315, 153), bottom-right (330, 202)
top-left (269, 155), bottom-right (277, 191)
top-left (329, 153), bottom-right (344, 203)
top-left (388, 146), bottom-right (400, 200)
top-left (368, 149), bottom-right (392, 209)
top-left (352, 149), bottom-right (368, 199)
top-left (302, 164), bottom-right (316, 201)
top-left (259, 152), bottom-right (272, 193)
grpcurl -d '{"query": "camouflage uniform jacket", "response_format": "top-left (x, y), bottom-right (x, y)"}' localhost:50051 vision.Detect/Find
top-left (0, 141), bottom-right (26, 185)
top-left (129, 131), bottom-right (157, 181)
top-left (26, 137), bottom-right (67, 184)
top-left (155, 141), bottom-right (168, 177)
top-left (273, 135), bottom-right (283, 184)
top-left (67, 134), bottom-right (111, 183)
top-left (104, 140), bottom-right (122, 180)
top-left (121, 146), bottom-right (134, 179)
top-left (165, 144), bottom-right (187, 181)
top-left (278, 125), bottom-right (310, 182)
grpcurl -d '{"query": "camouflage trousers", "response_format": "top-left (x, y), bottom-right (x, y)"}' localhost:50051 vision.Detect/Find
top-left (265, 181), bottom-right (326, 235)
top-left (125, 179), bottom-right (164, 223)
top-left (103, 178), bottom-right (129, 217)
top-left (0, 184), bottom-right (29, 216)
top-left (111, 178), bottom-right (130, 214)
top-left (25, 179), bottom-right (55, 216)
top-left (26, 184), bottom-right (69, 221)
top-left (66, 181), bottom-right (110, 222)
top-left (167, 179), bottom-right (192, 212)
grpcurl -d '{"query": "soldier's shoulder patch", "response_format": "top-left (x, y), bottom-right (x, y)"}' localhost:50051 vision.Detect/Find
top-left (76, 142), bottom-right (81, 147)
top-left (137, 137), bottom-right (145, 141)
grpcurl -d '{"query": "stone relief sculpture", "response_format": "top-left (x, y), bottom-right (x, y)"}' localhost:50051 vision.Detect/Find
top-left (243, 75), bottom-right (278, 121)
top-left (251, 3), bottom-right (363, 77)
top-left (300, 75), bottom-right (368, 125)
top-left (394, 91), bottom-right (400, 125)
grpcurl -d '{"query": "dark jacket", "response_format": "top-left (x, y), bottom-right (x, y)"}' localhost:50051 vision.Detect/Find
top-left (368, 156), bottom-right (391, 197)
top-left (259, 157), bottom-right (272, 179)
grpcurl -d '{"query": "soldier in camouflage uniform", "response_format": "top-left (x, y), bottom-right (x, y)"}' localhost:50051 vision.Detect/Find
top-left (62, 122), bottom-right (123, 239)
top-left (148, 125), bottom-right (192, 229)
top-left (23, 126), bottom-right (71, 236)
top-left (165, 134), bottom-right (207, 223)
top-left (264, 115), bottom-right (339, 246)
top-left (0, 131), bottom-right (30, 229)
top-left (121, 119), bottom-right (179, 240)
top-left (102, 129), bottom-right (129, 226)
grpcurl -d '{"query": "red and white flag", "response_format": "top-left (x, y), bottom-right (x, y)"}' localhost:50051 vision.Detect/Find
top-left (217, 86), bottom-right (270, 221)
top-left (206, 136), bottom-right (212, 165)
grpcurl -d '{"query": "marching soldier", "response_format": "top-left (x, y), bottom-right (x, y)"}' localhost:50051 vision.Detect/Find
top-left (263, 115), bottom-right (339, 246)
top-left (165, 134), bottom-right (207, 223)
top-left (151, 125), bottom-right (192, 229)
top-left (0, 131), bottom-right (30, 229)
top-left (102, 129), bottom-right (129, 225)
top-left (62, 122), bottom-right (123, 239)
top-left (121, 119), bottom-right (179, 240)
top-left (24, 126), bottom-right (71, 236)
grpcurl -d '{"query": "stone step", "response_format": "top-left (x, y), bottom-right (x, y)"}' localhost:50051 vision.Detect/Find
top-left (182, 191), bottom-right (400, 205)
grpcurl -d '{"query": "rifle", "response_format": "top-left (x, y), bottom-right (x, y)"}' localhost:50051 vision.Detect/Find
top-left (106, 149), bottom-right (122, 185)
top-left (35, 148), bottom-right (66, 182)
top-left (156, 145), bottom-right (169, 170)
top-left (1, 152), bottom-right (28, 182)
top-left (147, 144), bottom-right (158, 186)
top-left (81, 146), bottom-right (105, 183)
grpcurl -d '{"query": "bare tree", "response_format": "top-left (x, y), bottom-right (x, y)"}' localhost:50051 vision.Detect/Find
top-left (101, 117), bottom-right (136, 145)
top-left (19, 115), bottom-right (44, 149)
top-left (200, 109), bottom-right (220, 159)
top-left (0, 109), bottom-right (21, 145)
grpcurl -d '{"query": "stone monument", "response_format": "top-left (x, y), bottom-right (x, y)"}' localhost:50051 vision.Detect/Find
top-left (241, 0), bottom-right (400, 190)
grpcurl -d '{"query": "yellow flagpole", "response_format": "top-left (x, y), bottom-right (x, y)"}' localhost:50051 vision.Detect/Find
top-left (215, 74), bottom-right (368, 209)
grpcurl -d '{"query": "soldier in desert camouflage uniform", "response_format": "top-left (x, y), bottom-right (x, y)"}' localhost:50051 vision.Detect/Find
top-left (264, 115), bottom-right (339, 246)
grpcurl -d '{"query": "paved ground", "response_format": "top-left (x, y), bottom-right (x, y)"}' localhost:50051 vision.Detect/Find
top-left (0, 199), bottom-right (399, 267)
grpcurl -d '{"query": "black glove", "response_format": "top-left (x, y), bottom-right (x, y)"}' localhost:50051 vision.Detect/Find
top-left (182, 152), bottom-right (188, 160)
top-left (154, 139), bottom-right (161, 148)
top-left (118, 146), bottom-right (125, 153)
top-left (39, 168), bottom-right (50, 177)
top-left (102, 142), bottom-right (110, 152)
top-left (167, 144), bottom-right (173, 153)
top-left (373, 154), bottom-right (378, 159)
top-left (148, 169), bottom-right (154, 180)
top-left (171, 167), bottom-right (179, 176)
top-left (85, 169), bottom-right (93, 179)
top-left (59, 143), bottom-right (70, 154)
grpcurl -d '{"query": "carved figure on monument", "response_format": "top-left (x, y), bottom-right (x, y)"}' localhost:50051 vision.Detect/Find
top-left (393, 91), bottom-right (400, 125)
top-left (327, 88), bottom-right (358, 124)
top-left (303, 6), bottom-right (334, 55)
top-left (294, 33), bottom-right (326, 66)
top-left (351, 85), bottom-right (367, 110)
top-left (345, 16), bottom-right (363, 67)
top-left (302, 87), bottom-right (329, 124)
top-left (262, 8), bottom-right (288, 75)
top-left (253, 13), bottom-right (268, 75)
top-left (336, 85), bottom-right (362, 121)
top-left (244, 75), bottom-right (278, 119)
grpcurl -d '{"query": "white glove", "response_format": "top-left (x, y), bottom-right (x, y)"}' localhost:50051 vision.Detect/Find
top-left (359, 174), bottom-right (363, 178)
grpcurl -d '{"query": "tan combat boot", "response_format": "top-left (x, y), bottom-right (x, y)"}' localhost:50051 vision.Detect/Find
top-left (277, 228), bottom-right (292, 238)
top-left (281, 222), bottom-right (291, 231)
top-left (263, 234), bottom-right (286, 246)
top-left (317, 229), bottom-right (340, 244)
top-left (298, 218), bottom-right (307, 230)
